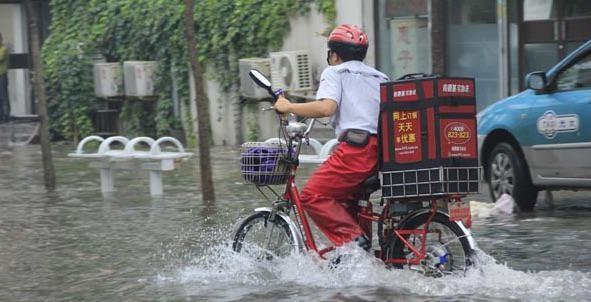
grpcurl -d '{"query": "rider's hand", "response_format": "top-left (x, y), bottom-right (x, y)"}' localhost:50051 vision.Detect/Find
top-left (274, 95), bottom-right (292, 114)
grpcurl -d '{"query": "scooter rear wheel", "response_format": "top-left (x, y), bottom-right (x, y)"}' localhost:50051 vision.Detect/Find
top-left (384, 212), bottom-right (473, 276)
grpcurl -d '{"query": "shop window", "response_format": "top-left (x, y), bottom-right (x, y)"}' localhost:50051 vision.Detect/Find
top-left (376, 0), bottom-right (430, 80)
top-left (523, 0), bottom-right (557, 21)
top-left (385, 0), bottom-right (428, 18)
top-left (448, 0), bottom-right (497, 24)
top-left (565, 0), bottom-right (591, 18)
top-left (520, 0), bottom-right (591, 87)
top-left (566, 42), bottom-right (586, 55)
top-left (523, 43), bottom-right (559, 74)
top-left (447, 0), bottom-right (499, 111)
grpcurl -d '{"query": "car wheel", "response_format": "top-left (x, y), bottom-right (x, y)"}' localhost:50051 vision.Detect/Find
top-left (487, 142), bottom-right (538, 211)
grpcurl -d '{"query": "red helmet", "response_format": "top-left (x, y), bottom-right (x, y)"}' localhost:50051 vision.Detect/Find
top-left (328, 24), bottom-right (368, 61)
top-left (328, 24), bottom-right (369, 47)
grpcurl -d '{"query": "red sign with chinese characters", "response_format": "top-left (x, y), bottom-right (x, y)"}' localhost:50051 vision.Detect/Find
top-left (393, 110), bottom-right (422, 163)
top-left (392, 83), bottom-right (419, 102)
top-left (437, 79), bottom-right (475, 97)
top-left (440, 119), bottom-right (477, 159)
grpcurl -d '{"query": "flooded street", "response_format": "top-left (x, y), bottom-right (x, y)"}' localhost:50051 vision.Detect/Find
top-left (1, 145), bottom-right (590, 301)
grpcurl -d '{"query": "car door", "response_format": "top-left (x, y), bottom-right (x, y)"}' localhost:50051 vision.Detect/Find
top-left (527, 51), bottom-right (591, 180)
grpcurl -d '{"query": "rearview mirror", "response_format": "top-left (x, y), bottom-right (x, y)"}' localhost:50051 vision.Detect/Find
top-left (526, 71), bottom-right (547, 91)
top-left (249, 69), bottom-right (272, 90)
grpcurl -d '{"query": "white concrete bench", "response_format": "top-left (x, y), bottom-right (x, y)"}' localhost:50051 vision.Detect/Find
top-left (68, 136), bottom-right (192, 195)
top-left (263, 137), bottom-right (339, 164)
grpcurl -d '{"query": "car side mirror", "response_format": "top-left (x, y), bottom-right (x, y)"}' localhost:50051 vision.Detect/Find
top-left (526, 71), bottom-right (547, 91)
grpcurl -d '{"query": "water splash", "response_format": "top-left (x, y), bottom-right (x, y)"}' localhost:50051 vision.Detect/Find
top-left (160, 244), bottom-right (591, 301)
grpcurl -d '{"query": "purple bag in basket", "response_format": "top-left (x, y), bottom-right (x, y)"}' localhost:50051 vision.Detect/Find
top-left (241, 146), bottom-right (288, 185)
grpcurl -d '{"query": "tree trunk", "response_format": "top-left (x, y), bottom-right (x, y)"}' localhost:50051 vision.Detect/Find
top-left (24, 0), bottom-right (56, 190)
top-left (183, 0), bottom-right (215, 202)
top-left (229, 49), bottom-right (244, 145)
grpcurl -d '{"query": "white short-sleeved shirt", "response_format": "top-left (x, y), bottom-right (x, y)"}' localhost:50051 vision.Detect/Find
top-left (316, 60), bottom-right (390, 138)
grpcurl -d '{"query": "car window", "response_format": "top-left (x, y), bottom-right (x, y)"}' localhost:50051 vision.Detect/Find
top-left (556, 52), bottom-right (591, 90)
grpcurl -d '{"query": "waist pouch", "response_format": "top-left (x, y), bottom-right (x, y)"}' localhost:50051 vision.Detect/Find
top-left (339, 129), bottom-right (371, 147)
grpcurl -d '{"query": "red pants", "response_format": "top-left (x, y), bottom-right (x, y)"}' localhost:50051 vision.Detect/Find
top-left (300, 136), bottom-right (378, 246)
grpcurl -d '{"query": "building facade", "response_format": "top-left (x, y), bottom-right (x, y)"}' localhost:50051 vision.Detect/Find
top-left (374, 0), bottom-right (591, 111)
top-left (205, 0), bottom-right (591, 145)
top-left (3, 1), bottom-right (591, 145)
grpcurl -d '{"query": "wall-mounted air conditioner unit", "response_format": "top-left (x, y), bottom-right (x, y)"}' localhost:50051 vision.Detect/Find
top-left (238, 57), bottom-right (271, 99)
top-left (94, 63), bottom-right (123, 98)
top-left (270, 50), bottom-right (312, 92)
top-left (123, 61), bottom-right (157, 98)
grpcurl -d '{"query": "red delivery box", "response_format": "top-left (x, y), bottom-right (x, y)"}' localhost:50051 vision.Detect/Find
top-left (378, 74), bottom-right (480, 199)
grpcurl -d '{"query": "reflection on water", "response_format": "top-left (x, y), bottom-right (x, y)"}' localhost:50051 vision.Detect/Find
top-left (0, 145), bottom-right (590, 301)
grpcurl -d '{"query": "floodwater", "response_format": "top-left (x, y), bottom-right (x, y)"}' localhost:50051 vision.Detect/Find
top-left (1, 145), bottom-right (590, 301)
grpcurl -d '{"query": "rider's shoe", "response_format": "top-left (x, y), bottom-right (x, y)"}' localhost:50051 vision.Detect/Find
top-left (354, 235), bottom-right (371, 251)
top-left (328, 235), bottom-right (371, 269)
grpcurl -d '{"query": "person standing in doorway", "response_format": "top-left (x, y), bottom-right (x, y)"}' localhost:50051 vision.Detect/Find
top-left (0, 32), bottom-right (11, 122)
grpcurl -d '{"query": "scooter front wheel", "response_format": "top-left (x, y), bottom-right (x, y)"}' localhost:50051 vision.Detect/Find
top-left (232, 211), bottom-right (296, 259)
